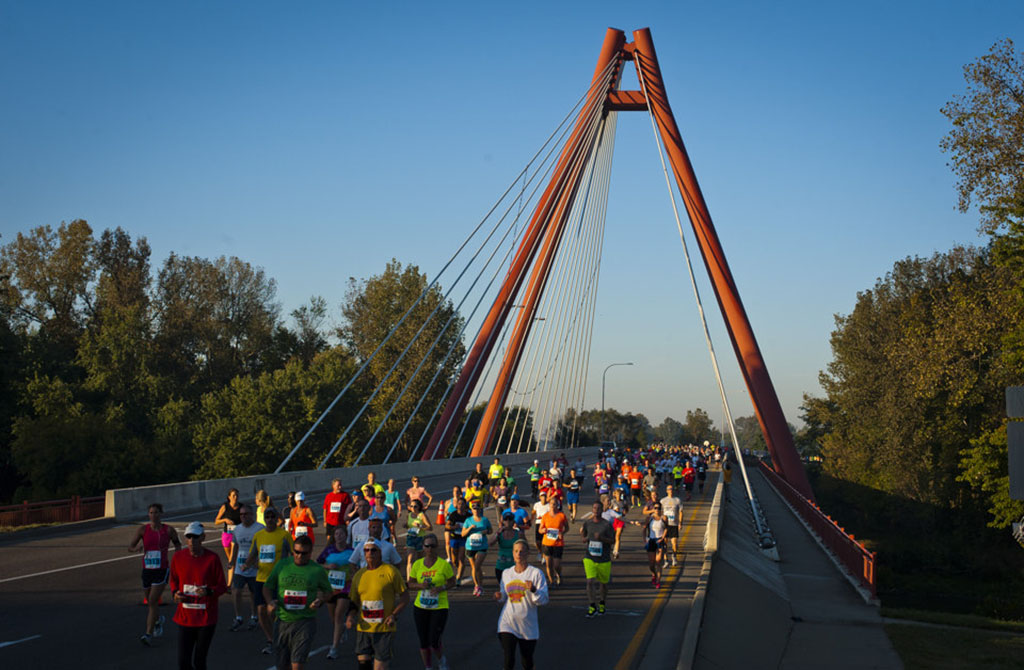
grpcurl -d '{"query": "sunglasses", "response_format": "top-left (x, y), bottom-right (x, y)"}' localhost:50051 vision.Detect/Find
top-left (293, 550), bottom-right (310, 556)
top-left (423, 543), bottom-right (438, 548)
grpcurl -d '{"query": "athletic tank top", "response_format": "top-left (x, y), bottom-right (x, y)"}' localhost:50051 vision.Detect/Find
top-left (221, 504), bottom-right (242, 532)
top-left (142, 524), bottom-right (171, 570)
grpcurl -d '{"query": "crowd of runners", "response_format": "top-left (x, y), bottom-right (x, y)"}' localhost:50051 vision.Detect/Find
top-left (129, 445), bottom-right (728, 670)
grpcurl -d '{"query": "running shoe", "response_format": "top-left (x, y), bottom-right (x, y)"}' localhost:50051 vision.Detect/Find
top-left (597, 603), bottom-right (606, 615)
top-left (586, 605), bottom-right (597, 618)
top-left (671, 556), bottom-right (678, 567)
top-left (555, 574), bottom-right (561, 586)
top-left (260, 642), bottom-right (274, 655)
top-left (230, 617), bottom-right (244, 632)
top-left (654, 579), bottom-right (661, 589)
top-left (140, 633), bottom-right (152, 647)
top-left (612, 550), bottom-right (618, 560)
top-left (473, 585), bottom-right (482, 597)
top-left (438, 656), bottom-right (450, 670)
top-left (153, 615), bottom-right (165, 638)
top-left (248, 615), bottom-right (258, 630)
top-left (326, 646), bottom-right (339, 660)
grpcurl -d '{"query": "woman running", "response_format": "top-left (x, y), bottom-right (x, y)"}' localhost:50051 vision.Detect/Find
top-left (445, 498), bottom-right (471, 588)
top-left (605, 488), bottom-right (629, 559)
top-left (564, 469), bottom-right (581, 523)
top-left (129, 502), bottom-right (181, 645)
top-left (493, 477), bottom-right (511, 524)
top-left (462, 502), bottom-right (494, 596)
top-left (405, 499), bottom-right (433, 578)
top-left (493, 539), bottom-right (549, 670)
top-left (213, 488), bottom-right (242, 582)
top-left (409, 532), bottom-right (455, 670)
top-left (317, 526), bottom-right (353, 660)
top-left (493, 511), bottom-right (520, 583)
top-left (254, 490), bottom-right (272, 526)
top-left (644, 503), bottom-right (668, 589)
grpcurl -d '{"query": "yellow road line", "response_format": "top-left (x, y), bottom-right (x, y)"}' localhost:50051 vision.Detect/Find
top-left (614, 493), bottom-right (705, 670)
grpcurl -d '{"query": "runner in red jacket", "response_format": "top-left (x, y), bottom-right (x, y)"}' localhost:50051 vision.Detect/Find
top-left (170, 522), bottom-right (228, 670)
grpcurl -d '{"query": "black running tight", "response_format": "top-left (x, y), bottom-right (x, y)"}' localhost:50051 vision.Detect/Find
top-left (498, 632), bottom-right (537, 670)
top-left (177, 623), bottom-right (216, 670)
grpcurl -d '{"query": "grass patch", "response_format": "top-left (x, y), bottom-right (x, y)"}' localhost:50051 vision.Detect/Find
top-left (885, 623), bottom-right (1024, 669)
top-left (0, 522), bottom-right (59, 534)
top-left (883, 607), bottom-right (1024, 634)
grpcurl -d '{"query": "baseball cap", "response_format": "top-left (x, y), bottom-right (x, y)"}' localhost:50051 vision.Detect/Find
top-left (510, 494), bottom-right (520, 500)
top-left (295, 491), bottom-right (306, 501)
top-left (184, 521), bottom-right (205, 537)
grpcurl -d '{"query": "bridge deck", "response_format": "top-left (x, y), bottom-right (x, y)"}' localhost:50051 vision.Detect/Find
top-left (0, 466), bottom-right (715, 669)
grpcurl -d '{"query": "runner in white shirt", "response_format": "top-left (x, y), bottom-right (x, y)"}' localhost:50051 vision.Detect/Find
top-left (494, 539), bottom-right (549, 670)
top-left (531, 492), bottom-right (551, 565)
top-left (349, 518), bottom-right (403, 568)
top-left (228, 504), bottom-right (264, 631)
top-left (659, 486), bottom-right (682, 568)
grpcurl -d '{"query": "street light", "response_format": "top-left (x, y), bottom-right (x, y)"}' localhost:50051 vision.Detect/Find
top-left (601, 362), bottom-right (634, 443)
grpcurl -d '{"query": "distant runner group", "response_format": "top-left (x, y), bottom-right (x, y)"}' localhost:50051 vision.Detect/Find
top-left (129, 445), bottom-right (727, 670)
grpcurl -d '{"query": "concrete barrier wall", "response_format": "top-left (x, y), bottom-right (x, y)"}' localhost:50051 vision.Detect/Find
top-left (106, 447), bottom-right (602, 522)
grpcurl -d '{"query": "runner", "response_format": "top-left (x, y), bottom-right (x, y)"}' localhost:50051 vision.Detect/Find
top-left (323, 478), bottom-right (353, 542)
top-left (461, 502), bottom-right (494, 597)
top-left (627, 467), bottom-right (643, 507)
top-left (660, 485), bottom-right (683, 567)
top-left (682, 461), bottom-right (696, 501)
top-left (696, 457), bottom-right (708, 493)
top-left (493, 476), bottom-right (512, 524)
top-left (348, 498), bottom-right (374, 548)
top-left (644, 503), bottom-right (668, 589)
top-left (350, 518), bottom-right (404, 569)
top-left (365, 472), bottom-right (386, 498)
top-left (530, 491), bottom-right (551, 560)
top-left (722, 459), bottom-right (733, 501)
top-left (214, 488), bottom-right (242, 584)
top-left (255, 490), bottom-right (273, 526)
top-left (507, 494), bottom-right (531, 532)
top-left (564, 469), bottom-right (581, 523)
top-left (445, 497), bottom-right (471, 586)
top-left (672, 460), bottom-right (683, 491)
top-left (384, 479), bottom-right (402, 518)
top-left (604, 489), bottom-right (629, 559)
top-left (370, 491), bottom-right (397, 540)
top-left (347, 539), bottom-right (410, 670)
top-left (242, 507), bottom-right (293, 654)
top-left (408, 532), bottom-right (455, 670)
top-left (316, 527), bottom-right (354, 660)
top-left (169, 522), bottom-right (227, 670)
top-left (129, 502), bottom-right (181, 645)
top-left (464, 479), bottom-right (486, 509)
top-left (642, 468), bottom-right (659, 501)
top-left (539, 499), bottom-right (569, 586)
top-left (228, 503), bottom-right (263, 632)
top-left (527, 460), bottom-right (542, 499)
top-left (488, 457), bottom-right (505, 497)
top-left (289, 491), bottom-right (318, 546)
top-left (493, 511), bottom-right (520, 583)
top-left (407, 476), bottom-right (433, 509)
top-left (263, 534), bottom-right (332, 670)
top-left (581, 500), bottom-right (615, 617)
top-left (494, 539), bottom-right (549, 670)
top-left (404, 499), bottom-right (433, 579)
top-left (439, 487), bottom-right (462, 563)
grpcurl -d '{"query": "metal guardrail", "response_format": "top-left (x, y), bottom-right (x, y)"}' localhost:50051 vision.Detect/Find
top-left (0, 496), bottom-right (106, 527)
top-left (757, 461), bottom-right (877, 598)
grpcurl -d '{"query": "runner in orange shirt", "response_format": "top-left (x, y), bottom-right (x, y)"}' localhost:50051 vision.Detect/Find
top-left (289, 491), bottom-right (318, 547)
top-left (538, 499), bottom-right (569, 586)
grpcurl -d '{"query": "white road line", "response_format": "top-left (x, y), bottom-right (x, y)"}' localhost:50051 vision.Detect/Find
top-left (265, 644), bottom-right (329, 669)
top-left (0, 634), bottom-right (42, 648)
top-left (0, 537), bottom-right (221, 584)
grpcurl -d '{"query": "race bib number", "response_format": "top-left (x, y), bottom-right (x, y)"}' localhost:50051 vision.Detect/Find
top-left (258, 544), bottom-right (276, 564)
top-left (467, 533), bottom-right (486, 550)
top-left (545, 528), bottom-right (560, 541)
top-left (361, 599), bottom-right (385, 624)
top-left (329, 502), bottom-right (342, 514)
top-left (143, 550), bottom-right (161, 569)
top-left (530, 473), bottom-right (539, 481)
top-left (667, 512), bottom-right (676, 524)
top-left (408, 526), bottom-right (420, 537)
top-left (283, 589), bottom-right (308, 610)
top-left (295, 525), bottom-right (309, 537)
top-left (588, 540), bottom-right (603, 557)
top-left (225, 524), bottom-right (236, 533)
top-left (328, 570), bottom-right (347, 591)
top-left (418, 591), bottom-right (439, 609)
top-left (182, 584), bottom-right (206, 610)
top-left (498, 496), bottom-right (507, 505)
top-left (236, 548), bottom-right (249, 567)
top-left (353, 532), bottom-right (369, 546)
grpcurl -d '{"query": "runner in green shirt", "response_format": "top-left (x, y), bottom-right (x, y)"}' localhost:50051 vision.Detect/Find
top-left (264, 535), bottom-right (332, 670)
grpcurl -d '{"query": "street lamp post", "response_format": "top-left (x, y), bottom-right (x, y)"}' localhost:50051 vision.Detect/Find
top-left (601, 362), bottom-right (634, 443)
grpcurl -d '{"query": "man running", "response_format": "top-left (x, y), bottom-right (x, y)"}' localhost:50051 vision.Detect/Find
top-left (349, 518), bottom-right (403, 570)
top-left (229, 503), bottom-right (263, 632)
top-left (129, 502), bottom-right (181, 645)
top-left (539, 499), bottom-right (569, 586)
top-left (243, 507), bottom-right (293, 654)
top-left (347, 539), bottom-right (410, 670)
top-left (527, 460), bottom-right (542, 499)
top-left (323, 478), bottom-right (353, 542)
top-left (530, 491), bottom-right (551, 559)
top-left (660, 485), bottom-right (682, 568)
top-left (264, 534), bottom-right (332, 670)
top-left (580, 501), bottom-right (615, 617)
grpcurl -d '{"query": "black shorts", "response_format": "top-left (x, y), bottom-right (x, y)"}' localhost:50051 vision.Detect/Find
top-left (355, 631), bottom-right (394, 661)
top-left (542, 545), bottom-right (564, 559)
top-left (325, 523), bottom-right (339, 540)
top-left (684, 481), bottom-right (694, 491)
top-left (231, 573), bottom-right (265, 605)
top-left (142, 567), bottom-right (169, 589)
top-left (645, 538), bottom-right (666, 553)
top-left (666, 526), bottom-right (679, 538)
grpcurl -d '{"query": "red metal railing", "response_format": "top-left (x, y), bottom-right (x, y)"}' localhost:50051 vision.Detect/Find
top-left (0, 496), bottom-right (106, 527)
top-left (758, 462), bottom-right (877, 598)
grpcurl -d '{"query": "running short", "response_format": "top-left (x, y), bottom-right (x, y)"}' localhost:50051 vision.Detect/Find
top-left (221, 531), bottom-right (234, 549)
top-left (413, 607), bottom-right (449, 649)
top-left (325, 523), bottom-right (339, 541)
top-left (355, 631), bottom-right (394, 661)
top-left (583, 558), bottom-right (611, 584)
top-left (406, 534), bottom-right (424, 551)
top-left (542, 545), bottom-right (564, 559)
top-left (277, 617), bottom-right (317, 665)
top-left (630, 487), bottom-right (641, 496)
top-left (489, 478), bottom-right (502, 488)
top-left (142, 567), bottom-right (169, 589)
top-left (231, 573), bottom-right (265, 605)
top-left (449, 537), bottom-right (465, 549)
top-left (612, 518), bottom-right (625, 531)
top-left (566, 491), bottom-right (580, 505)
top-left (684, 482), bottom-right (694, 492)
top-left (645, 538), bottom-right (666, 552)
top-left (666, 526), bottom-right (679, 538)
top-left (534, 528), bottom-right (543, 546)
top-left (466, 548), bottom-right (487, 559)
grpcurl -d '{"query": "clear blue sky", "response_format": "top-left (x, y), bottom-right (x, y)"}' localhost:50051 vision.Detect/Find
top-left (2, 1), bottom-right (1020, 433)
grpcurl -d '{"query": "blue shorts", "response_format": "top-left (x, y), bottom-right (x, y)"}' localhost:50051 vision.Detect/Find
top-left (566, 491), bottom-right (580, 504)
top-left (449, 537), bottom-right (465, 549)
top-left (232, 573), bottom-right (265, 606)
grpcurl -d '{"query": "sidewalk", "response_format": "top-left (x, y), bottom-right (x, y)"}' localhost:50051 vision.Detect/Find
top-left (693, 468), bottom-right (903, 669)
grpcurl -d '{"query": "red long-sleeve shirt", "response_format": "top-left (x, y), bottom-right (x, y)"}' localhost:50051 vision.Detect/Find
top-left (169, 548), bottom-right (227, 627)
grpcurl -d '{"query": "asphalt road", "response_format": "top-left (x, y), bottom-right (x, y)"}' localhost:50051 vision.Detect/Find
top-left (0, 462), bottom-right (716, 669)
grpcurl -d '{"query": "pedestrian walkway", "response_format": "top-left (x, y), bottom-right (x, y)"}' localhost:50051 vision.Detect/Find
top-left (694, 467), bottom-right (903, 669)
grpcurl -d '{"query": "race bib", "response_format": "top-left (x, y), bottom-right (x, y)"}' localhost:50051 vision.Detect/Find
top-left (283, 589), bottom-right (307, 610)
top-left (225, 524), bottom-right (236, 533)
top-left (408, 526), bottom-right (420, 537)
top-left (361, 599), bottom-right (385, 624)
top-left (143, 550), bottom-right (161, 569)
top-left (467, 533), bottom-right (486, 550)
top-left (588, 540), bottom-right (603, 557)
top-left (328, 570), bottom-right (347, 591)
top-left (497, 496), bottom-right (507, 505)
top-left (236, 548), bottom-right (249, 567)
top-left (545, 528), bottom-right (560, 541)
top-left (667, 512), bottom-right (677, 524)
top-left (330, 502), bottom-right (342, 514)
top-left (530, 473), bottom-right (539, 481)
top-left (418, 591), bottom-right (439, 609)
top-left (295, 525), bottom-right (309, 537)
top-left (182, 584), bottom-right (206, 610)
top-left (353, 532), bottom-right (369, 546)
top-left (258, 544), bottom-right (276, 564)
